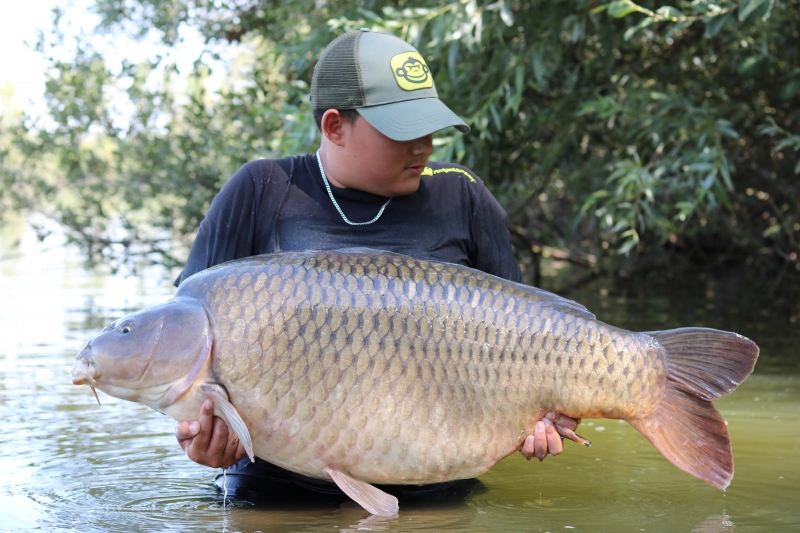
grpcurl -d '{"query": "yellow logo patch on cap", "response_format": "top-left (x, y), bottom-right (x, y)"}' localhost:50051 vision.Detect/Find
top-left (391, 52), bottom-right (433, 91)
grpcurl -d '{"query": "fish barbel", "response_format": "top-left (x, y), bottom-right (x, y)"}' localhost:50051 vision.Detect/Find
top-left (72, 249), bottom-right (758, 516)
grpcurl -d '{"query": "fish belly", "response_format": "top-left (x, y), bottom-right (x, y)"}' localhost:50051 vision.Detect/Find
top-left (176, 250), bottom-right (668, 484)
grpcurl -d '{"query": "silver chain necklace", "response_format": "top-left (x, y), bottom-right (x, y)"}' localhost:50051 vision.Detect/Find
top-left (315, 149), bottom-right (392, 226)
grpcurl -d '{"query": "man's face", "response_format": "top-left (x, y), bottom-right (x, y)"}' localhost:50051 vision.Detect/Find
top-left (336, 116), bottom-right (433, 197)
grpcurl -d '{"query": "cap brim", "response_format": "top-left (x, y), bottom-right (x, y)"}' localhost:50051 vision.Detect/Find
top-left (357, 98), bottom-right (469, 141)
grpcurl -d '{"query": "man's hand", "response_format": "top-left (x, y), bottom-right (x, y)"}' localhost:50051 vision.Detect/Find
top-left (175, 399), bottom-right (247, 468)
top-left (520, 412), bottom-right (583, 461)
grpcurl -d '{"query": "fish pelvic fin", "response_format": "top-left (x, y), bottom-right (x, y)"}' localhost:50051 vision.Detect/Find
top-left (325, 467), bottom-right (399, 517)
top-left (630, 327), bottom-right (759, 490)
top-left (199, 383), bottom-right (255, 463)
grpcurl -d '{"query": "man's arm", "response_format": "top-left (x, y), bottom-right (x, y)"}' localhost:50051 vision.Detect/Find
top-left (467, 177), bottom-right (523, 283)
top-left (174, 163), bottom-right (261, 287)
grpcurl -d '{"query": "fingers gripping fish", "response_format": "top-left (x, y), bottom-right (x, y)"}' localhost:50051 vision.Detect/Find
top-left (72, 249), bottom-right (759, 516)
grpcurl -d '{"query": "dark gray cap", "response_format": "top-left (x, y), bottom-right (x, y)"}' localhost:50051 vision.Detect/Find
top-left (311, 29), bottom-right (469, 141)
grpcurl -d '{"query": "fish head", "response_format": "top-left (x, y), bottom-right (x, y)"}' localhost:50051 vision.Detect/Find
top-left (72, 297), bottom-right (213, 412)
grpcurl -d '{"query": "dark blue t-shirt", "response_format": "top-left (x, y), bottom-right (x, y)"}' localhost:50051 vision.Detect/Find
top-left (176, 153), bottom-right (521, 285)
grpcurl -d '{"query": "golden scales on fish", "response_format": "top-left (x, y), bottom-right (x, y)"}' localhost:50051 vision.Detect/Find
top-left (72, 249), bottom-right (758, 516)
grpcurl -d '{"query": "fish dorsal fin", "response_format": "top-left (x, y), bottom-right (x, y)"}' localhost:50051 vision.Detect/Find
top-left (199, 383), bottom-right (255, 462)
top-left (325, 467), bottom-right (399, 516)
top-left (331, 246), bottom-right (391, 256)
top-left (511, 284), bottom-right (596, 321)
top-left (328, 249), bottom-right (596, 320)
top-left (333, 247), bottom-right (596, 320)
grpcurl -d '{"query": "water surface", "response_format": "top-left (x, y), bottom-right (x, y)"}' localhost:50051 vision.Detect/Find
top-left (1, 221), bottom-right (798, 532)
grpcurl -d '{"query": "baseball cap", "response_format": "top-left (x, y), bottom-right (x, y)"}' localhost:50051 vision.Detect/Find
top-left (311, 29), bottom-right (470, 141)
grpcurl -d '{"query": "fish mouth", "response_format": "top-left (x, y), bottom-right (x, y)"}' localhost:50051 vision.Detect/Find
top-left (71, 346), bottom-right (98, 387)
top-left (72, 344), bottom-right (101, 405)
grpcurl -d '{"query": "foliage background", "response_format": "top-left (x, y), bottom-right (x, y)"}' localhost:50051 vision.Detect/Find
top-left (1, 0), bottom-right (798, 294)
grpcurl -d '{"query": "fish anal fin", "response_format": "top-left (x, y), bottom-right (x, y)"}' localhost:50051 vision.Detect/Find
top-left (325, 467), bottom-right (399, 517)
top-left (629, 386), bottom-right (733, 490)
top-left (199, 383), bottom-right (255, 462)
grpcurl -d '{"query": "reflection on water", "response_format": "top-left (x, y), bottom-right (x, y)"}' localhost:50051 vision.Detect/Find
top-left (1, 219), bottom-right (799, 532)
top-left (693, 514), bottom-right (735, 533)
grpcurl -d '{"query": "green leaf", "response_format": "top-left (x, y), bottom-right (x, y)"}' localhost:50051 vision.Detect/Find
top-left (713, 181), bottom-right (733, 210)
top-left (447, 42), bottom-right (460, 82)
top-left (774, 136), bottom-right (800, 152)
top-left (780, 77), bottom-right (800, 100)
top-left (624, 17), bottom-right (653, 41)
top-left (656, 6), bottom-right (682, 19)
top-left (758, 0), bottom-right (775, 21)
top-left (514, 65), bottom-right (524, 96)
top-left (665, 20), bottom-right (693, 39)
top-left (687, 162), bottom-right (715, 172)
top-left (737, 56), bottom-right (762, 75)
top-left (618, 236), bottom-right (639, 254)
top-left (704, 12), bottom-right (732, 37)
top-left (499, 0), bottom-right (514, 26)
top-left (716, 119), bottom-right (740, 139)
top-left (531, 47), bottom-right (544, 84)
top-left (488, 102), bottom-right (502, 130)
top-left (738, 0), bottom-right (768, 21)
top-left (720, 161), bottom-right (733, 190)
top-left (608, 1), bottom-right (640, 18)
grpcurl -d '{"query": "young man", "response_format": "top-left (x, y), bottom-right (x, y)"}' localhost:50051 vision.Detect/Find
top-left (173, 29), bottom-right (579, 498)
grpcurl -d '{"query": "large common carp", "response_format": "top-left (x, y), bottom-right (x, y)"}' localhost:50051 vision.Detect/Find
top-left (72, 249), bottom-right (758, 516)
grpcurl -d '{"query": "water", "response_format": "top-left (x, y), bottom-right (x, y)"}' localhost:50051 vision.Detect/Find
top-left (1, 219), bottom-right (798, 532)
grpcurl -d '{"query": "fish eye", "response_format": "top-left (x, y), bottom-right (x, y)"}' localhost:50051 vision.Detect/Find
top-left (120, 324), bottom-right (133, 334)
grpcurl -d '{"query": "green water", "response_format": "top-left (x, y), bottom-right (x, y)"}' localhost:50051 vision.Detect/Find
top-left (1, 221), bottom-right (798, 532)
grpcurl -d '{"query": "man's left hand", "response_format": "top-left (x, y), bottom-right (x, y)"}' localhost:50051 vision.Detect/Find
top-left (520, 412), bottom-right (582, 461)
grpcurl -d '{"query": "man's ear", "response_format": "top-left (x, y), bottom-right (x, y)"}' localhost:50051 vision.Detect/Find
top-left (320, 109), bottom-right (347, 147)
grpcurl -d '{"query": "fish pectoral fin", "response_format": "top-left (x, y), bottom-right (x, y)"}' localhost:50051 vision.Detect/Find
top-left (554, 424), bottom-right (591, 447)
top-left (199, 383), bottom-right (255, 463)
top-left (325, 467), bottom-right (398, 517)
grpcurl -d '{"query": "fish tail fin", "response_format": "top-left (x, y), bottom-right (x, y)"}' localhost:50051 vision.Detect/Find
top-left (628, 327), bottom-right (759, 490)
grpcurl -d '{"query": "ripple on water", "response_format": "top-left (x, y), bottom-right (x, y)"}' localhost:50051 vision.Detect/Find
top-left (468, 424), bottom-right (751, 532)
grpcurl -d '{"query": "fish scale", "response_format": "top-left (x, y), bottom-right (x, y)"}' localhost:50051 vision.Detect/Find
top-left (178, 250), bottom-right (665, 484)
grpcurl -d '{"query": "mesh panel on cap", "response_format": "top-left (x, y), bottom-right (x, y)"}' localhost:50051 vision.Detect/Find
top-left (311, 32), bottom-right (365, 110)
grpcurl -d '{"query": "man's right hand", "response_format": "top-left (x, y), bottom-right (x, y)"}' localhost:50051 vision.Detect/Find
top-left (175, 399), bottom-right (247, 468)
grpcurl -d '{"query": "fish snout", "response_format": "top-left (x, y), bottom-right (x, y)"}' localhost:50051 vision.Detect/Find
top-left (72, 345), bottom-right (98, 387)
